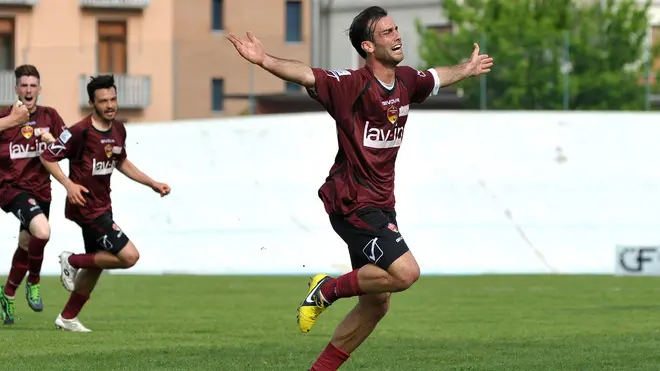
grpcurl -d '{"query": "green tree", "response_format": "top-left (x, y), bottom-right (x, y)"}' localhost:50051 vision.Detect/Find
top-left (416, 0), bottom-right (653, 110)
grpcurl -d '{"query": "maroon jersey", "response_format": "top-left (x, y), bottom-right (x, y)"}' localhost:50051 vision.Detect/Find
top-left (307, 65), bottom-right (439, 216)
top-left (0, 105), bottom-right (66, 207)
top-left (40, 115), bottom-right (127, 224)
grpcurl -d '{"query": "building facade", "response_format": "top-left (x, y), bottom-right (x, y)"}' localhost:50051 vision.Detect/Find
top-left (0, 0), bottom-right (311, 123)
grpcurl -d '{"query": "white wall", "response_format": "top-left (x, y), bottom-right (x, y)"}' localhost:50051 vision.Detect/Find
top-left (1, 110), bottom-right (660, 276)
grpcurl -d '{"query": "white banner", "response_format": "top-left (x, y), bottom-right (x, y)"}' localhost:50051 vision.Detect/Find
top-left (1, 110), bottom-right (660, 276)
top-left (615, 245), bottom-right (660, 276)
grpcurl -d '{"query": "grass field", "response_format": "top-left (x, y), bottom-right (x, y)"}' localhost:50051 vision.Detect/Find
top-left (2, 274), bottom-right (660, 370)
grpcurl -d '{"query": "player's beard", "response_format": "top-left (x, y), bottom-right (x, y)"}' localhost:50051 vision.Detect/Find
top-left (94, 105), bottom-right (115, 124)
top-left (375, 45), bottom-right (403, 67)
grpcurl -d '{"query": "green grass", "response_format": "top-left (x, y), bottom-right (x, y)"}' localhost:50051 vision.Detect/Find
top-left (2, 275), bottom-right (660, 370)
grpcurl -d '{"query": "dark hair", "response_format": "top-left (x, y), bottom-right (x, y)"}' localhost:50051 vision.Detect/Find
top-left (87, 75), bottom-right (116, 102)
top-left (14, 64), bottom-right (40, 85)
top-left (348, 6), bottom-right (388, 59)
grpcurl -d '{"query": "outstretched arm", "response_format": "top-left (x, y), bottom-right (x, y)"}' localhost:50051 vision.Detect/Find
top-left (118, 158), bottom-right (171, 197)
top-left (227, 32), bottom-right (315, 88)
top-left (433, 43), bottom-right (493, 87)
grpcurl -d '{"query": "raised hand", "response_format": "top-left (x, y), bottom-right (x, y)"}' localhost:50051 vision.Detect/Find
top-left (226, 31), bottom-right (266, 66)
top-left (466, 43), bottom-right (494, 77)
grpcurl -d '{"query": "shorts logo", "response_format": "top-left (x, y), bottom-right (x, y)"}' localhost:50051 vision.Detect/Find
top-left (387, 105), bottom-right (398, 124)
top-left (104, 144), bottom-right (113, 158)
top-left (28, 198), bottom-right (37, 206)
top-left (363, 237), bottom-right (384, 264)
top-left (387, 223), bottom-right (398, 233)
top-left (21, 125), bottom-right (34, 139)
top-left (96, 235), bottom-right (114, 251)
top-left (112, 223), bottom-right (123, 238)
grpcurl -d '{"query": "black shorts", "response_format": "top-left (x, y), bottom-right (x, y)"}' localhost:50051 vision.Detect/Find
top-left (329, 206), bottom-right (410, 270)
top-left (2, 192), bottom-right (50, 234)
top-left (78, 213), bottom-right (130, 255)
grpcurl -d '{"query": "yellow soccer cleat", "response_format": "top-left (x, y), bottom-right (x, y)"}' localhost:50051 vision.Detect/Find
top-left (297, 273), bottom-right (332, 333)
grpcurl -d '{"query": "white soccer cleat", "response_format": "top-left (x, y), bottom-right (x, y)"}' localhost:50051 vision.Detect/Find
top-left (58, 251), bottom-right (77, 292)
top-left (55, 313), bottom-right (91, 332)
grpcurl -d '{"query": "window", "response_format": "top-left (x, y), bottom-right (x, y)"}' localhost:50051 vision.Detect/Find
top-left (0, 19), bottom-right (14, 70)
top-left (97, 21), bottom-right (127, 74)
top-left (285, 81), bottom-right (301, 93)
top-left (212, 78), bottom-right (224, 111)
top-left (285, 0), bottom-right (302, 42)
top-left (212, 0), bottom-right (223, 31)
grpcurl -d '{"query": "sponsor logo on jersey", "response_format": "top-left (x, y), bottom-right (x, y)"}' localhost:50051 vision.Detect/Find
top-left (92, 158), bottom-right (116, 176)
top-left (10, 140), bottom-right (49, 159)
top-left (399, 104), bottom-right (409, 117)
top-left (363, 121), bottom-right (404, 149)
top-left (34, 127), bottom-right (50, 136)
top-left (381, 98), bottom-right (400, 106)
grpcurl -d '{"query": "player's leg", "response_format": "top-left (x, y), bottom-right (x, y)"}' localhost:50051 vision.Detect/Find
top-left (55, 267), bottom-right (100, 333)
top-left (0, 232), bottom-right (29, 325)
top-left (24, 200), bottom-right (51, 312)
top-left (0, 194), bottom-right (50, 323)
top-left (56, 214), bottom-right (135, 332)
top-left (309, 293), bottom-right (390, 370)
top-left (58, 214), bottom-right (137, 291)
top-left (320, 209), bottom-right (420, 298)
top-left (298, 207), bottom-right (418, 333)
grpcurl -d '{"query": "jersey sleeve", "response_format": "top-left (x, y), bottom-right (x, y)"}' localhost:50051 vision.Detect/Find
top-left (307, 68), bottom-right (363, 117)
top-left (117, 123), bottom-right (127, 162)
top-left (398, 66), bottom-right (441, 104)
top-left (48, 109), bottom-right (67, 138)
top-left (41, 124), bottom-right (84, 162)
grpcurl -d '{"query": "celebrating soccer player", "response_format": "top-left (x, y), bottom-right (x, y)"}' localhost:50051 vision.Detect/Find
top-left (0, 65), bottom-right (66, 325)
top-left (40, 75), bottom-right (171, 332)
top-left (227, 6), bottom-right (493, 370)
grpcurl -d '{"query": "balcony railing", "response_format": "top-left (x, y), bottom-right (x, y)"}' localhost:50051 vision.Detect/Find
top-left (79, 74), bottom-right (151, 109)
top-left (0, 0), bottom-right (38, 6)
top-left (79, 0), bottom-right (149, 9)
top-left (0, 70), bottom-right (15, 106)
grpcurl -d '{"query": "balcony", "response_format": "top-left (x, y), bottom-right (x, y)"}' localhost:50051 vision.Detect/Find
top-left (0, 70), bottom-right (15, 106)
top-left (79, 0), bottom-right (149, 9)
top-left (79, 74), bottom-right (151, 110)
top-left (0, 0), bottom-right (38, 6)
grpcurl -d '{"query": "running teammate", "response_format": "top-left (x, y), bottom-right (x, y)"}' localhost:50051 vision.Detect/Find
top-left (0, 65), bottom-right (66, 324)
top-left (227, 6), bottom-right (493, 370)
top-left (40, 75), bottom-right (171, 332)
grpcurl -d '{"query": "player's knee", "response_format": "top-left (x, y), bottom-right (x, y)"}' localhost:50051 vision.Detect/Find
top-left (118, 243), bottom-right (139, 268)
top-left (388, 256), bottom-right (420, 291)
top-left (122, 251), bottom-right (139, 268)
top-left (29, 216), bottom-right (50, 241)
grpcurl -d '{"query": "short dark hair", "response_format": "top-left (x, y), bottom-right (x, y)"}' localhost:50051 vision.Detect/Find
top-left (87, 75), bottom-right (117, 102)
top-left (348, 6), bottom-right (388, 59)
top-left (14, 64), bottom-right (40, 85)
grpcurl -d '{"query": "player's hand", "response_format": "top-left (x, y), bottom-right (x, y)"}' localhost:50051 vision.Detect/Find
top-left (39, 132), bottom-right (56, 144)
top-left (465, 43), bottom-right (493, 77)
top-left (226, 32), bottom-right (266, 66)
top-left (65, 183), bottom-right (89, 206)
top-left (10, 100), bottom-right (29, 125)
top-left (151, 182), bottom-right (170, 197)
